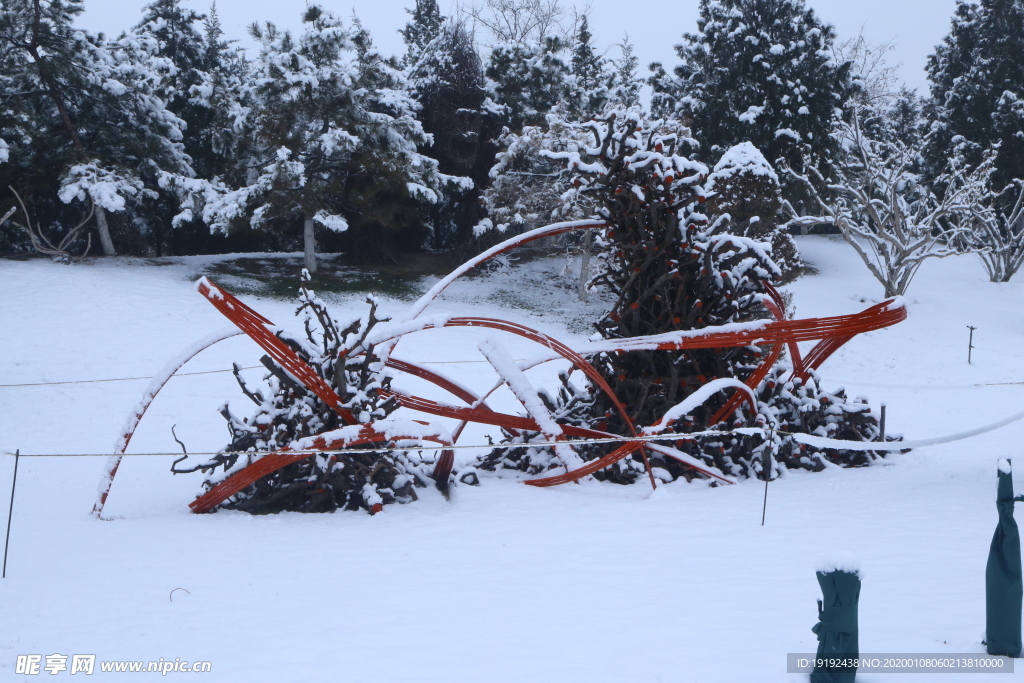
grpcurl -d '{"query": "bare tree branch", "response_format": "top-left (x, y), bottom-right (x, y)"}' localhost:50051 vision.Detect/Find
top-left (7, 185), bottom-right (93, 262)
top-left (781, 111), bottom-right (973, 297)
top-left (464, 0), bottom-right (567, 47)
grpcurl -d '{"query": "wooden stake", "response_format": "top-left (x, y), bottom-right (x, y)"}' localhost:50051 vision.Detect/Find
top-left (762, 425), bottom-right (774, 526)
top-left (879, 404), bottom-right (886, 443)
top-left (3, 450), bottom-right (20, 578)
top-left (968, 326), bottom-right (977, 364)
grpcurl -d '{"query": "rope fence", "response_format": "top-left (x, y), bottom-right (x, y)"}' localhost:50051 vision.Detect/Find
top-left (5, 430), bottom-right (762, 458)
top-left (6, 368), bottom-right (1024, 389)
top-left (7, 406), bottom-right (1024, 459)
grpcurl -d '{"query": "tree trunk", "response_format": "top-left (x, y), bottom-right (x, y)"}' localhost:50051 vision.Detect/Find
top-left (303, 211), bottom-right (317, 274)
top-left (95, 206), bottom-right (117, 256)
top-left (578, 229), bottom-right (592, 303)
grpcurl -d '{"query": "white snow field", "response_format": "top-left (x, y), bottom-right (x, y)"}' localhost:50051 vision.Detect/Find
top-left (2, 236), bottom-right (1024, 682)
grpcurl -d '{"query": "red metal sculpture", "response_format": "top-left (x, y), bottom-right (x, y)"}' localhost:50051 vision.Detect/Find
top-left (92, 220), bottom-right (907, 517)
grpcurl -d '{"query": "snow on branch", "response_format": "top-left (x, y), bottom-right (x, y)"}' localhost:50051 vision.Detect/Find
top-left (58, 162), bottom-right (149, 213)
top-left (945, 148), bottom-right (1024, 283)
top-left (780, 111), bottom-right (976, 297)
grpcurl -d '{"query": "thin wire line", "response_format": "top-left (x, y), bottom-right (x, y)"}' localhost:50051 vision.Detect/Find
top-left (11, 408), bottom-right (1022, 460)
top-left (0, 360), bottom-right (528, 388)
top-left (3, 430), bottom-right (760, 458)
top-left (0, 366), bottom-right (264, 387)
top-left (6, 369), bottom-right (1024, 390)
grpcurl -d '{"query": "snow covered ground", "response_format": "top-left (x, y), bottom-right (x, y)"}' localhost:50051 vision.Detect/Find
top-left (1, 237), bottom-right (1023, 681)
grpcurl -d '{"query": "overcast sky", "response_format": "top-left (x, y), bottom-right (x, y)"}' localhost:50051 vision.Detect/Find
top-left (78, 0), bottom-right (959, 96)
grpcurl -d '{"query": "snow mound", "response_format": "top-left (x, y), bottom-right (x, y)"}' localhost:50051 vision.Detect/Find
top-left (707, 141), bottom-right (779, 190)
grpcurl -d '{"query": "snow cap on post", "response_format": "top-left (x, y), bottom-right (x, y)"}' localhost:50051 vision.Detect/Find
top-left (815, 552), bottom-right (862, 577)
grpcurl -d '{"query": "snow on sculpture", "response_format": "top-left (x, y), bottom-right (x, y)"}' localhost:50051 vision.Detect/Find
top-left (92, 223), bottom-right (905, 517)
top-left (92, 113), bottom-right (909, 517)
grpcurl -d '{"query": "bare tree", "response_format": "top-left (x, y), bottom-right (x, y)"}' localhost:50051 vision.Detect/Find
top-left (833, 32), bottom-right (900, 109)
top-left (782, 114), bottom-right (974, 297)
top-left (956, 152), bottom-right (1024, 282)
top-left (465, 0), bottom-right (567, 46)
top-left (5, 186), bottom-right (92, 262)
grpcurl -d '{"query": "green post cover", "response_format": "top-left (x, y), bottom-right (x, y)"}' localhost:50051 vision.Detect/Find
top-left (811, 568), bottom-right (861, 683)
top-left (985, 458), bottom-right (1024, 658)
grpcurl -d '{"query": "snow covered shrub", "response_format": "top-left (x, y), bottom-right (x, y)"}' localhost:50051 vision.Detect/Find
top-left (475, 124), bottom-right (571, 238)
top-left (470, 113), bottom-right (597, 258)
top-left (481, 112), bottom-right (892, 483)
top-left (705, 142), bottom-right (801, 282)
top-left (173, 271), bottom-right (434, 513)
top-left (712, 367), bottom-right (888, 478)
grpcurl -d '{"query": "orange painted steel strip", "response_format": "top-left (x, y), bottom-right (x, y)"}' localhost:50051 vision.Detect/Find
top-left (383, 358), bottom-right (500, 482)
top-left (361, 315), bottom-right (659, 488)
top-left (189, 425), bottom-right (453, 513)
top-left (103, 220), bottom-right (907, 516)
top-left (385, 357), bottom-right (499, 422)
top-left (190, 285), bottom-right (904, 507)
top-left (762, 282), bottom-right (805, 376)
top-left (196, 278), bottom-right (357, 425)
top-left (92, 329), bottom-right (244, 518)
top-left (595, 302), bottom-right (906, 353)
top-left (707, 282), bottom-right (790, 426)
top-left (708, 342), bottom-right (784, 426)
top-left (445, 317), bottom-right (658, 488)
top-left (181, 218), bottom-right (907, 511)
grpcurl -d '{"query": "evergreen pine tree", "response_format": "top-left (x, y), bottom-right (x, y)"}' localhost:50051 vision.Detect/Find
top-left (486, 36), bottom-right (570, 131)
top-left (650, 0), bottom-right (852, 176)
top-left (567, 14), bottom-right (608, 119)
top-left (408, 20), bottom-right (498, 249)
top-left (59, 26), bottom-right (194, 254)
top-left (161, 2), bottom-right (255, 255)
top-left (0, 0), bottom-right (110, 251)
top-left (885, 88), bottom-right (926, 149)
top-left (0, 0), bottom-right (192, 256)
top-left (203, 5), bottom-right (441, 270)
top-left (136, 0), bottom-right (206, 112)
top-left (133, 0), bottom-right (210, 255)
top-left (608, 37), bottom-right (642, 109)
top-left (399, 0), bottom-right (445, 67)
top-left (0, 1), bottom-right (52, 252)
top-left (924, 0), bottom-right (1024, 190)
